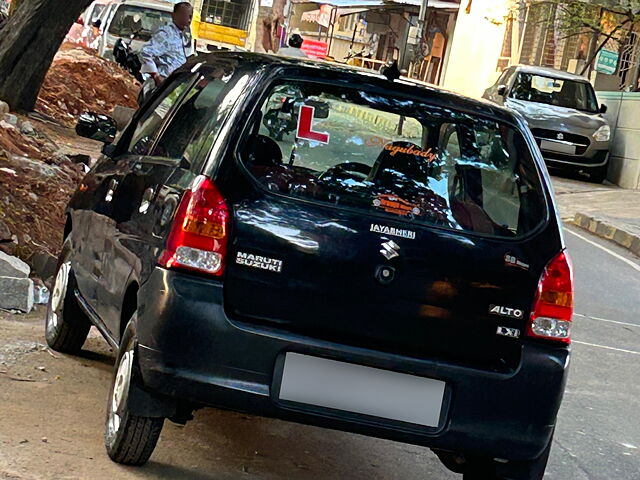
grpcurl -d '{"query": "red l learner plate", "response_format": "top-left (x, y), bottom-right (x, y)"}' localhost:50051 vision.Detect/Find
top-left (278, 353), bottom-right (445, 427)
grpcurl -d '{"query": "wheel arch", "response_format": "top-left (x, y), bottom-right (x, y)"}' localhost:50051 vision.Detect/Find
top-left (120, 281), bottom-right (140, 341)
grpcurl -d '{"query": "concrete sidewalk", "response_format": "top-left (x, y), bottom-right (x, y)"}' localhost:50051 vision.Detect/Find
top-left (552, 176), bottom-right (640, 257)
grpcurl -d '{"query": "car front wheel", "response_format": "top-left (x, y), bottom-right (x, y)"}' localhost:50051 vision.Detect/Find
top-left (45, 240), bottom-right (91, 353)
top-left (105, 322), bottom-right (164, 466)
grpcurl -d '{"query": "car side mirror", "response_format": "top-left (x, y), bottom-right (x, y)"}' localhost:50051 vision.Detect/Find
top-left (76, 112), bottom-right (117, 145)
top-left (599, 104), bottom-right (608, 114)
top-left (497, 85), bottom-right (508, 97)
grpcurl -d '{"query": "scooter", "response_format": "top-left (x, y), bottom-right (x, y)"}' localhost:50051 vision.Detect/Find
top-left (112, 32), bottom-right (157, 106)
top-left (113, 32), bottom-right (143, 83)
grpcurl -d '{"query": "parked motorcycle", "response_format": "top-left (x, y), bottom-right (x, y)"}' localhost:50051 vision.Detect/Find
top-left (113, 32), bottom-right (143, 83)
top-left (112, 32), bottom-right (156, 106)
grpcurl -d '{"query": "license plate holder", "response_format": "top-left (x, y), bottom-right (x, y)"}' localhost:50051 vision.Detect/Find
top-left (540, 139), bottom-right (576, 155)
top-left (276, 353), bottom-right (446, 428)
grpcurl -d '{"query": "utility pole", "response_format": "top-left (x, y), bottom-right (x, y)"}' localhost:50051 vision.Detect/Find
top-left (414, 0), bottom-right (429, 61)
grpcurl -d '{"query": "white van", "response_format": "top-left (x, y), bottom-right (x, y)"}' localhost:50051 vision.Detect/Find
top-left (94, 0), bottom-right (178, 61)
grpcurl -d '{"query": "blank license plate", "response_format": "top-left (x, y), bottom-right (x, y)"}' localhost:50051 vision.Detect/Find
top-left (540, 139), bottom-right (576, 155)
top-left (278, 353), bottom-right (445, 427)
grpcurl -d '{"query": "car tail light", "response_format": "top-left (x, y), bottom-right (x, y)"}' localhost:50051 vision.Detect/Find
top-left (158, 176), bottom-right (229, 276)
top-left (527, 251), bottom-right (574, 344)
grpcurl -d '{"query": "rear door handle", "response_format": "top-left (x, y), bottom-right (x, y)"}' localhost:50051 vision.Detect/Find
top-left (105, 178), bottom-right (118, 202)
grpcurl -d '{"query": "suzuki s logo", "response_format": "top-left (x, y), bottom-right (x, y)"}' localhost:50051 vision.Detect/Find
top-left (557, 133), bottom-right (564, 140)
top-left (380, 240), bottom-right (400, 260)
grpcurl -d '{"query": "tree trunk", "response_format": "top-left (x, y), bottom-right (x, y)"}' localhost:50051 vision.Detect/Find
top-left (0, 0), bottom-right (92, 112)
top-left (9, 0), bottom-right (24, 15)
top-left (254, 0), bottom-right (287, 53)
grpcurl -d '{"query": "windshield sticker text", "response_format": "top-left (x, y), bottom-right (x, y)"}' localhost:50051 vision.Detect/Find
top-left (383, 144), bottom-right (437, 162)
top-left (373, 194), bottom-right (421, 217)
top-left (236, 252), bottom-right (283, 273)
top-left (370, 223), bottom-right (416, 240)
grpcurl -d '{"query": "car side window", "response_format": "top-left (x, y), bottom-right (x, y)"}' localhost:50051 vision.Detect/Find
top-left (495, 68), bottom-right (510, 88)
top-left (150, 78), bottom-right (228, 171)
top-left (149, 65), bottom-right (245, 172)
top-left (126, 74), bottom-right (193, 156)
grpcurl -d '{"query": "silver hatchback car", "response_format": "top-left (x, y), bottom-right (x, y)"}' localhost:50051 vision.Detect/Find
top-left (484, 65), bottom-right (610, 183)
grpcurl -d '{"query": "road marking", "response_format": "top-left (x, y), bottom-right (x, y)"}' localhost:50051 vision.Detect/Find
top-left (566, 228), bottom-right (640, 272)
top-left (574, 313), bottom-right (640, 329)
top-left (573, 340), bottom-right (640, 356)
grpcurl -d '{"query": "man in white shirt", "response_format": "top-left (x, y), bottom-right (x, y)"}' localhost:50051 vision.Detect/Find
top-left (139, 1), bottom-right (193, 86)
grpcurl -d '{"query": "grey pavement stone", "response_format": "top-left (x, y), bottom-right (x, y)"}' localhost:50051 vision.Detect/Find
top-left (573, 212), bottom-right (640, 257)
top-left (0, 276), bottom-right (34, 313)
top-left (19, 120), bottom-right (35, 135)
top-left (552, 176), bottom-right (640, 256)
top-left (31, 251), bottom-right (57, 284)
top-left (0, 251), bottom-right (30, 278)
top-left (3, 113), bottom-right (18, 126)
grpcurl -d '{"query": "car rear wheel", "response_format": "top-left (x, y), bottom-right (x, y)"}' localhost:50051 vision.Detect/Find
top-left (105, 322), bottom-right (164, 466)
top-left (45, 240), bottom-right (91, 353)
top-left (462, 433), bottom-right (552, 480)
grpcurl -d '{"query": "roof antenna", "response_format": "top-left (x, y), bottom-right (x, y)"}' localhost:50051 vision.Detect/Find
top-left (381, 60), bottom-right (401, 82)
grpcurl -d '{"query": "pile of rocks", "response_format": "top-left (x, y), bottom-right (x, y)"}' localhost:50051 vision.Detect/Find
top-left (0, 250), bottom-right (34, 313)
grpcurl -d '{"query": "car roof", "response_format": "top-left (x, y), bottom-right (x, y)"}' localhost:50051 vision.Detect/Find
top-left (190, 52), bottom-right (522, 125)
top-left (512, 65), bottom-right (591, 83)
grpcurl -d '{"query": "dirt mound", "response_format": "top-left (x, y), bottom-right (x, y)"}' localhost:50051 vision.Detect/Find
top-left (35, 43), bottom-right (139, 127)
top-left (0, 119), bottom-right (85, 261)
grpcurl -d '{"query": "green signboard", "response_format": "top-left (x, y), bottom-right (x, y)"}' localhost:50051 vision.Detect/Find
top-left (596, 49), bottom-right (619, 75)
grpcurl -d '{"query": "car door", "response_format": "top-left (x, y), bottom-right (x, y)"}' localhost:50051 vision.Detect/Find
top-left (97, 67), bottom-right (237, 340)
top-left (95, 72), bottom-right (198, 337)
top-left (68, 153), bottom-right (132, 313)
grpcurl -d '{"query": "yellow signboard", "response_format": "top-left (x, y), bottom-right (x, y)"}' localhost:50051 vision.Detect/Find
top-left (194, 21), bottom-right (248, 47)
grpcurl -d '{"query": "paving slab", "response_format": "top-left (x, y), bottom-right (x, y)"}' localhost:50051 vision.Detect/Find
top-left (551, 176), bottom-right (640, 257)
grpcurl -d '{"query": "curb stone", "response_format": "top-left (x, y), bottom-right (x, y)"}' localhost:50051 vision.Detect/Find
top-left (572, 212), bottom-right (640, 257)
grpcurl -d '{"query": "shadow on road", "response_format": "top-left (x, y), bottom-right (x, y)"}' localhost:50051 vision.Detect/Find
top-left (132, 462), bottom-right (222, 480)
top-left (77, 348), bottom-right (115, 368)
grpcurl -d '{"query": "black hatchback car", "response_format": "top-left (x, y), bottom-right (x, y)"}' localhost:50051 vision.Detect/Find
top-left (46, 53), bottom-right (573, 480)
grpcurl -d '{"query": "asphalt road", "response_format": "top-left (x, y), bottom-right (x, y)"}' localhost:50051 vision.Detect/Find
top-left (0, 225), bottom-right (638, 480)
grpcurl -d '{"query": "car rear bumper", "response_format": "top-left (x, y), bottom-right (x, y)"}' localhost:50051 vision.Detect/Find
top-left (136, 267), bottom-right (569, 461)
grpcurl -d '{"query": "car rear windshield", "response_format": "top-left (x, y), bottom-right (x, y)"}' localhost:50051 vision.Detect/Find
top-left (108, 5), bottom-right (172, 41)
top-left (510, 73), bottom-right (599, 113)
top-left (239, 80), bottom-right (547, 238)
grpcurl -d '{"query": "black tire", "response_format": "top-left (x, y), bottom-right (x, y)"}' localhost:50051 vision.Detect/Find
top-left (589, 164), bottom-right (608, 184)
top-left (105, 320), bottom-right (164, 466)
top-left (462, 432), bottom-right (553, 480)
top-left (45, 239), bottom-right (91, 354)
top-left (462, 458), bottom-right (498, 480)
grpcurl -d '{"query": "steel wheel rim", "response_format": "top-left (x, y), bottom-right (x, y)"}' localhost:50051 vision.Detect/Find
top-left (107, 348), bottom-right (133, 443)
top-left (47, 261), bottom-right (70, 333)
